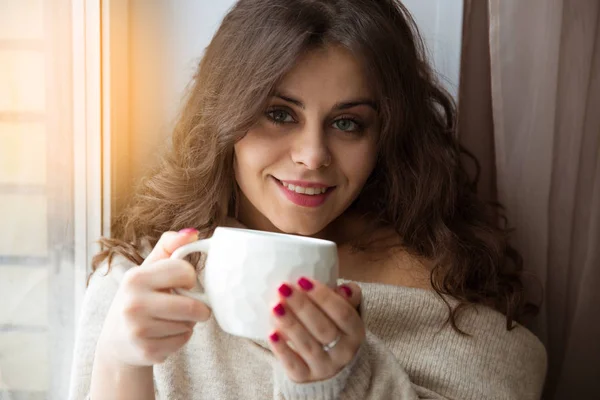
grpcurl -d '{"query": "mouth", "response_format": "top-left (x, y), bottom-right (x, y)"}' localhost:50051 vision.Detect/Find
top-left (271, 176), bottom-right (336, 207)
top-left (273, 177), bottom-right (335, 195)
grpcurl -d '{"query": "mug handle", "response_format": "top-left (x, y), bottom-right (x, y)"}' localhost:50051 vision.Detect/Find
top-left (170, 239), bottom-right (211, 306)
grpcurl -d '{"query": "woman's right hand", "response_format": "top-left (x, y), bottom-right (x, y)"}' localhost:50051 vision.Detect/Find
top-left (96, 229), bottom-right (211, 367)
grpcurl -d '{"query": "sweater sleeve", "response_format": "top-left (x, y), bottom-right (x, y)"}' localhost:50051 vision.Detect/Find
top-left (67, 263), bottom-right (127, 400)
top-left (273, 331), bottom-right (444, 400)
top-left (272, 285), bottom-right (547, 400)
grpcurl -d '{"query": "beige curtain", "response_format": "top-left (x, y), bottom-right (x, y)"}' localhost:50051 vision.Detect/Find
top-left (459, 0), bottom-right (600, 398)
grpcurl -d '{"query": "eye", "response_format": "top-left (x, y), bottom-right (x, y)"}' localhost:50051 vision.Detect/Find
top-left (332, 118), bottom-right (362, 133)
top-left (266, 109), bottom-right (295, 124)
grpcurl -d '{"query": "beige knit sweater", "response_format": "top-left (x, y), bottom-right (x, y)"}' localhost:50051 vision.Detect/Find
top-left (69, 259), bottom-right (547, 399)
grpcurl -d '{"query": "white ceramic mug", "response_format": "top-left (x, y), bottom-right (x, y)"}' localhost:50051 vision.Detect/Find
top-left (171, 227), bottom-right (339, 341)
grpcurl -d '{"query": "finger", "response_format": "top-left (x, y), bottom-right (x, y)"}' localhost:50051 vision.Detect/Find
top-left (124, 258), bottom-right (197, 291)
top-left (143, 229), bottom-right (199, 265)
top-left (142, 330), bottom-right (194, 363)
top-left (336, 282), bottom-right (361, 310)
top-left (271, 303), bottom-right (330, 369)
top-left (268, 331), bottom-right (311, 383)
top-left (135, 319), bottom-right (195, 338)
top-left (150, 292), bottom-right (211, 322)
top-left (126, 291), bottom-right (210, 322)
top-left (278, 283), bottom-right (339, 346)
top-left (297, 278), bottom-right (364, 338)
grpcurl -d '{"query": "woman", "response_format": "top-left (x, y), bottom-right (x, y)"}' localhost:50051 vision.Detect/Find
top-left (69, 0), bottom-right (547, 399)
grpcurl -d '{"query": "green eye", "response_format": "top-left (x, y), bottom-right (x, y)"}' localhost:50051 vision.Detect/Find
top-left (333, 119), bottom-right (360, 132)
top-left (267, 109), bottom-right (294, 124)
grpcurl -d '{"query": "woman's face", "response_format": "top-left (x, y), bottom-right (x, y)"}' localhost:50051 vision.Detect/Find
top-left (234, 46), bottom-right (379, 236)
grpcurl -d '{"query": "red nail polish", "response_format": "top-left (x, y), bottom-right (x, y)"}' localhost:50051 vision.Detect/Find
top-left (297, 277), bottom-right (313, 291)
top-left (340, 285), bottom-right (353, 297)
top-left (273, 303), bottom-right (285, 316)
top-left (269, 332), bottom-right (280, 343)
top-left (179, 228), bottom-right (199, 235)
top-left (278, 284), bottom-right (293, 297)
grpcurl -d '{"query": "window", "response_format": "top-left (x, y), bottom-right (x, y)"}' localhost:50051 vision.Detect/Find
top-left (0, 1), bottom-right (103, 398)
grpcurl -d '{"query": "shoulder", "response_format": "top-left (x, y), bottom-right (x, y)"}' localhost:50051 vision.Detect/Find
top-left (446, 306), bottom-right (547, 399)
top-left (458, 306), bottom-right (548, 382)
top-left (360, 281), bottom-right (547, 365)
top-left (339, 239), bottom-right (432, 290)
top-left (356, 282), bottom-right (547, 398)
top-left (84, 253), bottom-right (140, 312)
top-left (70, 254), bottom-right (141, 398)
top-left (89, 253), bottom-right (138, 287)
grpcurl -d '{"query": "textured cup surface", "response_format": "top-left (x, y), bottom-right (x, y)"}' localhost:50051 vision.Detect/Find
top-left (199, 228), bottom-right (338, 340)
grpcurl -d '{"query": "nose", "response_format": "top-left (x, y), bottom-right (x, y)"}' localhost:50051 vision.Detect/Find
top-left (290, 125), bottom-right (332, 170)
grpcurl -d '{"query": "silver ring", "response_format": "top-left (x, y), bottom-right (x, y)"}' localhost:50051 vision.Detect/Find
top-left (322, 333), bottom-right (342, 352)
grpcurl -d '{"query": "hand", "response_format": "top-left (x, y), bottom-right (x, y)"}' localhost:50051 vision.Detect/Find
top-left (269, 277), bottom-right (365, 383)
top-left (96, 229), bottom-right (212, 367)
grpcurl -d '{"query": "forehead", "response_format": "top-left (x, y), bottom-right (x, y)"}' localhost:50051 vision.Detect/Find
top-left (276, 46), bottom-right (373, 101)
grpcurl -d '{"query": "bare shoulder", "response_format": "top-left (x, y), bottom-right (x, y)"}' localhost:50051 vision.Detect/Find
top-left (338, 226), bottom-right (433, 290)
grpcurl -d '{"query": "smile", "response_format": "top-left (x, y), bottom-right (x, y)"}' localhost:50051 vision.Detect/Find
top-left (273, 178), bottom-right (336, 207)
top-left (281, 182), bottom-right (328, 195)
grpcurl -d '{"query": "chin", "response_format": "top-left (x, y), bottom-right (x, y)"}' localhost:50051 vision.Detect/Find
top-left (270, 217), bottom-right (328, 237)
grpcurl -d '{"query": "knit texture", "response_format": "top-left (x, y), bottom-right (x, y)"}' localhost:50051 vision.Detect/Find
top-left (69, 259), bottom-right (547, 400)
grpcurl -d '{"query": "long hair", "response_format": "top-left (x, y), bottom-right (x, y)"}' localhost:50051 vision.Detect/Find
top-left (94, 0), bottom-right (537, 331)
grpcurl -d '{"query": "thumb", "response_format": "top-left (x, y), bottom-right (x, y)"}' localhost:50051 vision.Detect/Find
top-left (142, 228), bottom-right (199, 266)
top-left (337, 282), bottom-right (362, 310)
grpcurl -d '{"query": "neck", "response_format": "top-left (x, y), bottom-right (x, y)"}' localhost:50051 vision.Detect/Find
top-left (235, 197), bottom-right (377, 246)
top-left (235, 194), bottom-right (284, 234)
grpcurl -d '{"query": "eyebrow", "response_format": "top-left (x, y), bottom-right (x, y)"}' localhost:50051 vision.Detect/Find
top-left (274, 92), bottom-right (378, 112)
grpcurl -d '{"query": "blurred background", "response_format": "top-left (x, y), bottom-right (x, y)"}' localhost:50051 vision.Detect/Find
top-left (0, 1), bottom-right (598, 399)
top-left (0, 1), bottom-right (462, 399)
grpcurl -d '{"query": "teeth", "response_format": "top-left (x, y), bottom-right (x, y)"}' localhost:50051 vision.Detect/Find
top-left (281, 182), bottom-right (328, 195)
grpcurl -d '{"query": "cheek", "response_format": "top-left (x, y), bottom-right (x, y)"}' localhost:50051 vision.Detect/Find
top-left (337, 142), bottom-right (378, 187)
top-left (234, 131), bottom-right (284, 182)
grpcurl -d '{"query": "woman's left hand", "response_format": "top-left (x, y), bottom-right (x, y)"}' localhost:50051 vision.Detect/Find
top-left (268, 277), bottom-right (365, 383)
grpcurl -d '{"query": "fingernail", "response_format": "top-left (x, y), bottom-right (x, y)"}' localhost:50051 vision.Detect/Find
top-left (273, 303), bottom-right (285, 316)
top-left (269, 332), bottom-right (280, 343)
top-left (340, 285), bottom-right (352, 298)
top-left (278, 284), bottom-right (293, 298)
top-left (297, 277), bottom-right (313, 291)
top-left (179, 228), bottom-right (199, 235)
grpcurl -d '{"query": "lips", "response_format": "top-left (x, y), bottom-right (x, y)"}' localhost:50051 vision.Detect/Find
top-left (280, 181), bottom-right (329, 195)
top-left (272, 177), bottom-right (335, 208)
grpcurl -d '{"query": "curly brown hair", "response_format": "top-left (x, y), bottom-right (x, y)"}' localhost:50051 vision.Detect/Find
top-left (94, 0), bottom-right (537, 332)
